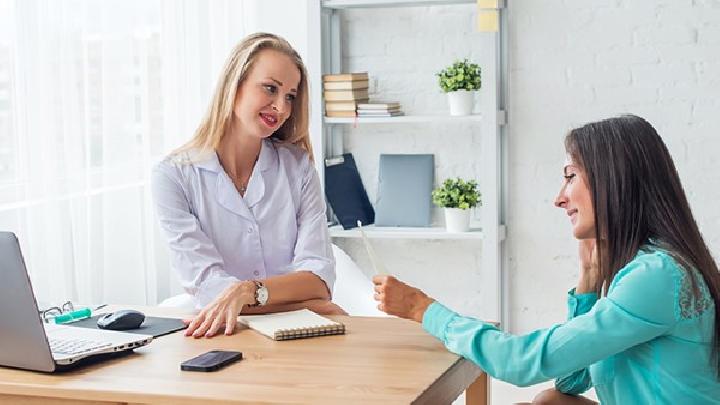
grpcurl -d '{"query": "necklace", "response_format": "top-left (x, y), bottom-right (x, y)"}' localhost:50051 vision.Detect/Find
top-left (230, 175), bottom-right (248, 194)
top-left (218, 153), bottom-right (258, 195)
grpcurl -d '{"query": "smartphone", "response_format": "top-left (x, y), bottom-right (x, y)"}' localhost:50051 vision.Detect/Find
top-left (180, 350), bottom-right (243, 372)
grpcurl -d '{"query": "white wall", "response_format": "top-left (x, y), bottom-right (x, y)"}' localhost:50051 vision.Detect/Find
top-left (507, 0), bottom-right (720, 332)
top-left (331, 1), bottom-right (720, 331)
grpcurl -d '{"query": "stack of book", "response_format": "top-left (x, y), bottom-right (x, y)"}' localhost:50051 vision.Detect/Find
top-left (356, 102), bottom-right (404, 118)
top-left (323, 72), bottom-right (369, 118)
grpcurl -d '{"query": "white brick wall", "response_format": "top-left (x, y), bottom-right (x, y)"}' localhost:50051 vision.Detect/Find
top-left (331, 1), bottom-right (720, 333)
top-left (508, 0), bottom-right (720, 332)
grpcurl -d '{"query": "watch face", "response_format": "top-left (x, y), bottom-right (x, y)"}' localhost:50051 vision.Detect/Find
top-left (257, 287), bottom-right (269, 305)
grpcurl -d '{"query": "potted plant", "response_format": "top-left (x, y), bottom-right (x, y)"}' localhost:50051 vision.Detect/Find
top-left (432, 178), bottom-right (482, 232)
top-left (437, 59), bottom-right (481, 116)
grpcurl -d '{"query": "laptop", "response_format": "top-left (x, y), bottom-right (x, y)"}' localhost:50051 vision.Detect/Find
top-left (0, 232), bottom-right (153, 372)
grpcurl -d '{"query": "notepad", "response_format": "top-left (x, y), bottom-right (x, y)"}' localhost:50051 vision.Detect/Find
top-left (238, 309), bottom-right (345, 341)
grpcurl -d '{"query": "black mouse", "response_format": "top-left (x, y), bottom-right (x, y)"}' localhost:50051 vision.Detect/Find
top-left (97, 310), bottom-right (145, 330)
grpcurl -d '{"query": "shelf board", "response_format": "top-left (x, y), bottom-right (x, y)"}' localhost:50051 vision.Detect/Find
top-left (329, 224), bottom-right (485, 240)
top-left (324, 113), bottom-right (482, 125)
top-left (322, 0), bottom-right (475, 9)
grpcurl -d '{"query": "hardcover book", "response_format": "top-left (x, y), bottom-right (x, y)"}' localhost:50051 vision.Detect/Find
top-left (324, 89), bottom-right (370, 101)
top-left (323, 80), bottom-right (370, 90)
top-left (322, 72), bottom-right (368, 82)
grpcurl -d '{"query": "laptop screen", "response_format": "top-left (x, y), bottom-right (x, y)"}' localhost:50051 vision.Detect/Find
top-left (0, 232), bottom-right (58, 372)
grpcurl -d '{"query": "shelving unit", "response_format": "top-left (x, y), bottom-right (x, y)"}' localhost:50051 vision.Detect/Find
top-left (324, 113), bottom-right (482, 125)
top-left (323, 0), bottom-right (478, 9)
top-left (307, 0), bottom-right (508, 325)
top-left (329, 224), bottom-right (506, 240)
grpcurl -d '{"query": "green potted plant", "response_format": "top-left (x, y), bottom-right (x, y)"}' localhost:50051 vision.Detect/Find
top-left (437, 59), bottom-right (482, 116)
top-left (432, 178), bottom-right (482, 232)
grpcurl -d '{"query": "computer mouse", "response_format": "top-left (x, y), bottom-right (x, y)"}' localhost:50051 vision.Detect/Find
top-left (97, 310), bottom-right (145, 331)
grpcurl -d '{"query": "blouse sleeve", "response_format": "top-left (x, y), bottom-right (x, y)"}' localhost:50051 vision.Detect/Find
top-left (554, 289), bottom-right (599, 395)
top-left (151, 161), bottom-right (238, 308)
top-left (289, 157), bottom-right (336, 295)
top-left (422, 251), bottom-right (680, 387)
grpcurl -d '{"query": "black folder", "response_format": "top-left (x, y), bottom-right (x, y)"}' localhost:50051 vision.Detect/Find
top-left (325, 153), bottom-right (375, 230)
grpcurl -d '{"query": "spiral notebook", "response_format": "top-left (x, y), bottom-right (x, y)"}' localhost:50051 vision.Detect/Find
top-left (238, 309), bottom-right (345, 341)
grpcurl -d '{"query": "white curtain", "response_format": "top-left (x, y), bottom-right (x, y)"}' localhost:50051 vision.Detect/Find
top-left (0, 0), bottom-right (248, 308)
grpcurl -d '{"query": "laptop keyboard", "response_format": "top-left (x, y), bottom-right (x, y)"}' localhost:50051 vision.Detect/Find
top-left (49, 338), bottom-right (113, 355)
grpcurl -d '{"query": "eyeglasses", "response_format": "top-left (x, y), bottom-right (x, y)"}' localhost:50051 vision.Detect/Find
top-left (39, 300), bottom-right (76, 323)
top-left (39, 302), bottom-right (108, 324)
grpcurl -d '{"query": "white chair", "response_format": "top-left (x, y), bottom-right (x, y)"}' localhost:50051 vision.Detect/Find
top-left (158, 292), bottom-right (196, 312)
top-left (159, 244), bottom-right (386, 317)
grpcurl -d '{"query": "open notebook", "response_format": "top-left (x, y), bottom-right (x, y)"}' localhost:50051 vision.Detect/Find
top-left (238, 309), bottom-right (345, 341)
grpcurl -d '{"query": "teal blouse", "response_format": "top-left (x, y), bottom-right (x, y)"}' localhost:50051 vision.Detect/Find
top-left (422, 249), bottom-right (720, 404)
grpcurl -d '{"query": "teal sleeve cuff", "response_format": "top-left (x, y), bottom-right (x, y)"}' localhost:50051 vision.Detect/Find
top-left (566, 288), bottom-right (598, 320)
top-left (422, 301), bottom-right (457, 342)
top-left (555, 367), bottom-right (592, 395)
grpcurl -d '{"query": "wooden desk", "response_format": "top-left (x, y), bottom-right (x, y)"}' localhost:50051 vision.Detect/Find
top-left (0, 307), bottom-right (488, 404)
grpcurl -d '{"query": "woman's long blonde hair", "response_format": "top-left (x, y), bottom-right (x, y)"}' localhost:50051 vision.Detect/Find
top-left (174, 32), bottom-right (313, 161)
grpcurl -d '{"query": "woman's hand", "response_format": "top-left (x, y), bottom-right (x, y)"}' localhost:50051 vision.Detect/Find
top-left (372, 275), bottom-right (435, 323)
top-left (184, 281), bottom-right (256, 338)
top-left (577, 239), bottom-right (599, 294)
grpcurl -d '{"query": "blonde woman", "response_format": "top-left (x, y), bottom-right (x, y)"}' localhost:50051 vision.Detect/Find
top-left (152, 33), bottom-right (342, 339)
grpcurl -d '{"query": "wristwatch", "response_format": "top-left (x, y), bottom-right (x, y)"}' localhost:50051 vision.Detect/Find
top-left (252, 281), bottom-right (269, 307)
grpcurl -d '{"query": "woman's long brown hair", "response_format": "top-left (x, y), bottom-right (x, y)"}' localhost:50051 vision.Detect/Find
top-left (566, 114), bottom-right (720, 377)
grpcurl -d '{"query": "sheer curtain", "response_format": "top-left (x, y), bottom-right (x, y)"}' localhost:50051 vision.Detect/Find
top-left (0, 0), bottom-right (248, 307)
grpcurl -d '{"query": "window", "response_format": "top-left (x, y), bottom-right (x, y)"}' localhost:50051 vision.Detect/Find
top-left (0, 0), bottom-right (248, 306)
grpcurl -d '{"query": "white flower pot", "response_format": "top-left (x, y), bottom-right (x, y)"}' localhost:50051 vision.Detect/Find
top-left (447, 90), bottom-right (475, 116)
top-left (444, 208), bottom-right (471, 232)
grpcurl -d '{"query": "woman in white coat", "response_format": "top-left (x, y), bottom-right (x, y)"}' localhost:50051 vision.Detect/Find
top-left (152, 33), bottom-right (342, 339)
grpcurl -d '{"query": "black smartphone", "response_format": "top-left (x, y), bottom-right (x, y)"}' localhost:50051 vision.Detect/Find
top-left (180, 350), bottom-right (243, 372)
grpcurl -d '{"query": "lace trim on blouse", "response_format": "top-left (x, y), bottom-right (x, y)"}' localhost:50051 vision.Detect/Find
top-left (678, 268), bottom-right (713, 320)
